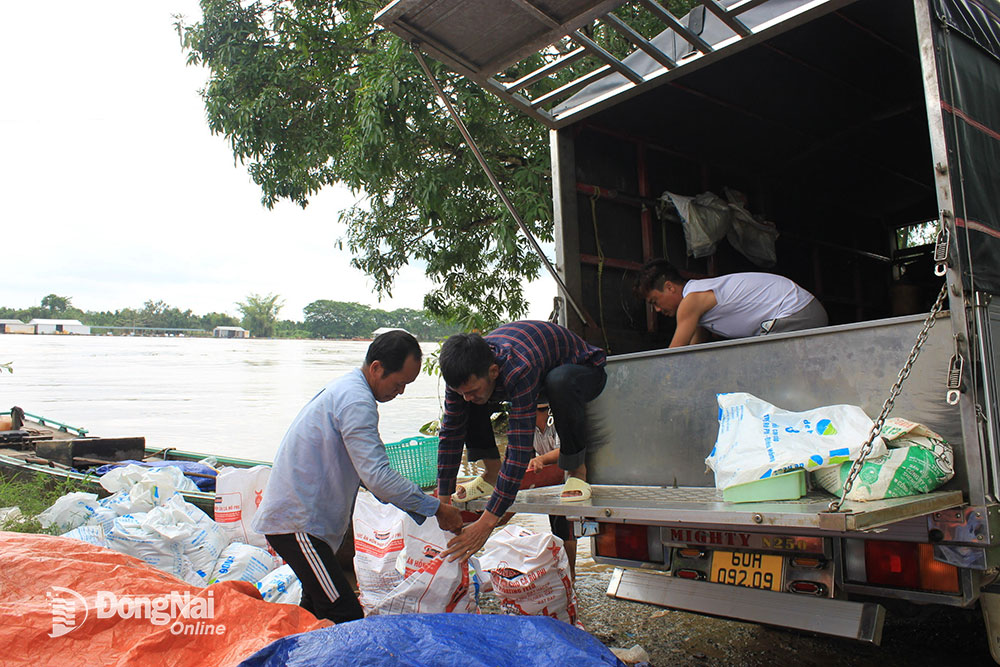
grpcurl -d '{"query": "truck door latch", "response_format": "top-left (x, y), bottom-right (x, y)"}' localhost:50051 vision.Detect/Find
top-left (934, 211), bottom-right (951, 276)
top-left (947, 339), bottom-right (964, 405)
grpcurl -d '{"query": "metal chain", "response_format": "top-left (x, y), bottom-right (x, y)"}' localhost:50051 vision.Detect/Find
top-left (828, 282), bottom-right (950, 511)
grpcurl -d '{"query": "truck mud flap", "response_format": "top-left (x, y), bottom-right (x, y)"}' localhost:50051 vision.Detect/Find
top-left (467, 485), bottom-right (966, 532)
top-left (607, 568), bottom-right (885, 643)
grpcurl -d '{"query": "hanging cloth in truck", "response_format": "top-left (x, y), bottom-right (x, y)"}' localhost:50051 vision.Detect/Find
top-left (726, 197), bottom-right (779, 268)
top-left (657, 189), bottom-right (778, 267)
top-left (657, 190), bottom-right (731, 258)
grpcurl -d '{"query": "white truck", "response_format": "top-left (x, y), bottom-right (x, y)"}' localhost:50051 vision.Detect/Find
top-left (377, 0), bottom-right (1000, 658)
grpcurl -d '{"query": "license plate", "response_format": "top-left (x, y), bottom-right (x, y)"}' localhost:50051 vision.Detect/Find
top-left (710, 550), bottom-right (783, 591)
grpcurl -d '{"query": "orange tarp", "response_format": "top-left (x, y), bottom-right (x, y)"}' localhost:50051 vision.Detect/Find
top-left (0, 532), bottom-right (330, 666)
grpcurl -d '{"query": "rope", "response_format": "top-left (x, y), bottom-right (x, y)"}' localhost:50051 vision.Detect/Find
top-left (590, 194), bottom-right (612, 353)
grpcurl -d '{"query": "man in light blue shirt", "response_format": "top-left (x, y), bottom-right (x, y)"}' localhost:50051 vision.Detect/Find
top-left (253, 330), bottom-right (463, 623)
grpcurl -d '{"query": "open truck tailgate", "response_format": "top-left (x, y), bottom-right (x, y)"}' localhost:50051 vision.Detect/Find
top-left (466, 484), bottom-right (965, 532)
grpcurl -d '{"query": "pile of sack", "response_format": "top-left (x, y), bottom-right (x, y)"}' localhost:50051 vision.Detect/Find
top-left (353, 491), bottom-right (576, 623)
top-left (38, 463), bottom-right (301, 604)
top-left (706, 392), bottom-right (954, 501)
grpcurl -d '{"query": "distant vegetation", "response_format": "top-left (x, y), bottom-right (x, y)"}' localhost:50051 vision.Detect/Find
top-left (0, 293), bottom-right (463, 340)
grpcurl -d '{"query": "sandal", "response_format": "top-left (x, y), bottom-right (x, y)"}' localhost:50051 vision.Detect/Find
top-left (454, 475), bottom-right (495, 501)
top-left (560, 477), bottom-right (592, 502)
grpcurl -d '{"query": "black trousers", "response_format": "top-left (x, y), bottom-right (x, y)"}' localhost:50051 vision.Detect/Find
top-left (465, 363), bottom-right (607, 472)
top-left (265, 532), bottom-right (363, 624)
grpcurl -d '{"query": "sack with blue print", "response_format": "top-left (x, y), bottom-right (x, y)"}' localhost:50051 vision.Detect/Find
top-left (706, 392), bottom-right (885, 490)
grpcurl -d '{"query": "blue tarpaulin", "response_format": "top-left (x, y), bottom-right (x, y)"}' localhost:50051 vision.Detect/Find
top-left (93, 460), bottom-right (218, 491)
top-left (239, 614), bottom-right (626, 667)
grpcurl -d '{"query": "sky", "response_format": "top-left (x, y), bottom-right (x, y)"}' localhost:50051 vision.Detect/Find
top-left (1, 1), bottom-right (557, 322)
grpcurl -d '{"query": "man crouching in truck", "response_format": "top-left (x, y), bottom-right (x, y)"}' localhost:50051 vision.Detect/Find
top-left (435, 321), bottom-right (607, 563)
top-left (636, 259), bottom-right (828, 348)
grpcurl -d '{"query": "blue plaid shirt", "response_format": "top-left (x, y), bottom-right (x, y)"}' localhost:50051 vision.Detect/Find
top-left (437, 321), bottom-right (606, 516)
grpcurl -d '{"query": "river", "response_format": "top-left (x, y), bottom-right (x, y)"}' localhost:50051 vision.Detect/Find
top-left (1, 334), bottom-right (445, 461)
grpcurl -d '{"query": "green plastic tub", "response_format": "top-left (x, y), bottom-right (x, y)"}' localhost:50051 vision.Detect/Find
top-left (384, 436), bottom-right (439, 488)
top-left (722, 469), bottom-right (807, 503)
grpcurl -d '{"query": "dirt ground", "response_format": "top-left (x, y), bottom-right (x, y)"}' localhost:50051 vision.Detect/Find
top-left (495, 513), bottom-right (994, 666)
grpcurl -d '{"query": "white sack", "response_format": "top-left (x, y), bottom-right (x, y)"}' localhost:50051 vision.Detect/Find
top-left (352, 490), bottom-right (407, 615)
top-left (99, 464), bottom-right (196, 513)
top-left (256, 564), bottom-right (303, 604)
top-left (214, 465), bottom-right (271, 548)
top-left (37, 492), bottom-right (100, 530)
top-left (61, 525), bottom-right (109, 549)
top-left (479, 526), bottom-right (576, 625)
top-left (208, 542), bottom-right (280, 585)
top-left (707, 392), bottom-right (884, 490)
top-left (103, 496), bottom-right (229, 586)
top-left (370, 514), bottom-right (478, 615)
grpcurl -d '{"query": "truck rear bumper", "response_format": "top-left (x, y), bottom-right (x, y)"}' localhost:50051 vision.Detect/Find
top-left (607, 568), bottom-right (885, 644)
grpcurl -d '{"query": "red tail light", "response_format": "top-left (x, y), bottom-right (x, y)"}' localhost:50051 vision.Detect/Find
top-left (675, 568), bottom-right (706, 581)
top-left (594, 524), bottom-right (650, 561)
top-left (865, 540), bottom-right (919, 588)
top-left (789, 580), bottom-right (826, 596)
top-left (864, 541), bottom-right (959, 593)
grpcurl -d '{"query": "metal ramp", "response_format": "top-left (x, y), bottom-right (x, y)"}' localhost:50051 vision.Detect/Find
top-left (376, 0), bottom-right (853, 127)
top-left (464, 484), bottom-right (965, 532)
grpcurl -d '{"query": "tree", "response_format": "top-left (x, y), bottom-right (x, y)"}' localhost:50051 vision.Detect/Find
top-left (237, 293), bottom-right (284, 337)
top-left (40, 294), bottom-right (72, 315)
top-left (177, 1), bottom-right (553, 326)
top-left (304, 300), bottom-right (377, 339)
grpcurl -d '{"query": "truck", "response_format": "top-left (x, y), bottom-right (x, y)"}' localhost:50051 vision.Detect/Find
top-left (376, 0), bottom-right (1000, 658)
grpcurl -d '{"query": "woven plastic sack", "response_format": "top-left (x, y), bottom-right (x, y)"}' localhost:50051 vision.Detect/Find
top-left (370, 514), bottom-right (478, 615)
top-left (257, 564), bottom-right (303, 604)
top-left (479, 526), bottom-right (576, 625)
top-left (37, 492), bottom-right (100, 531)
top-left (208, 542), bottom-right (280, 585)
top-left (707, 392), bottom-right (885, 490)
top-left (214, 465), bottom-right (271, 548)
top-left (813, 418), bottom-right (954, 501)
top-left (352, 490), bottom-right (406, 615)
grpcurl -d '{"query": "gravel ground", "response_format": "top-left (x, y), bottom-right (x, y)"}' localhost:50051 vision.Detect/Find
top-left (569, 568), bottom-right (992, 666)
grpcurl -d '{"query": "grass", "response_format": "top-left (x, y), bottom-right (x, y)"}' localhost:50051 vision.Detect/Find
top-left (0, 472), bottom-right (94, 534)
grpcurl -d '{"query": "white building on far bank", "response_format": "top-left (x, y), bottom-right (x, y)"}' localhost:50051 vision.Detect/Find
top-left (27, 319), bottom-right (91, 335)
top-left (0, 319), bottom-right (34, 334)
top-left (213, 326), bottom-right (250, 339)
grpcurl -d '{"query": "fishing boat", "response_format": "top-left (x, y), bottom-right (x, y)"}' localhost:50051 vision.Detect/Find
top-left (0, 407), bottom-right (566, 518)
top-left (0, 407), bottom-right (270, 514)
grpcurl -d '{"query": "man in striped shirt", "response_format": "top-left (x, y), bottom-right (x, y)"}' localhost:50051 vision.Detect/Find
top-left (435, 320), bottom-right (607, 562)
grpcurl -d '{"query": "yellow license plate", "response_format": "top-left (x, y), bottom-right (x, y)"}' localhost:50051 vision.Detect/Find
top-left (710, 551), bottom-right (783, 591)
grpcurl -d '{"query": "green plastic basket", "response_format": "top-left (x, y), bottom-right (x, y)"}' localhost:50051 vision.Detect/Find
top-left (384, 436), bottom-right (439, 488)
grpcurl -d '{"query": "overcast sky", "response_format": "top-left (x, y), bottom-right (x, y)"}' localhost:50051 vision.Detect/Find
top-left (1, 1), bottom-right (556, 321)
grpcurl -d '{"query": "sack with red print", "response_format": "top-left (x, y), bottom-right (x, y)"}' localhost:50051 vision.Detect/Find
top-left (479, 526), bottom-right (577, 625)
top-left (370, 513), bottom-right (479, 615)
top-left (352, 490), bottom-right (407, 615)
top-left (214, 465), bottom-right (271, 548)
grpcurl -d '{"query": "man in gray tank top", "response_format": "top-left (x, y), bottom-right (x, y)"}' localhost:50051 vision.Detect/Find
top-left (635, 259), bottom-right (828, 348)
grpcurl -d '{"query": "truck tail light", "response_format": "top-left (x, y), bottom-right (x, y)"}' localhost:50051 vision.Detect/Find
top-left (594, 524), bottom-right (649, 561)
top-left (916, 543), bottom-right (961, 593)
top-left (864, 541), bottom-right (959, 593)
top-left (675, 568), bottom-right (706, 581)
top-left (789, 580), bottom-right (826, 596)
